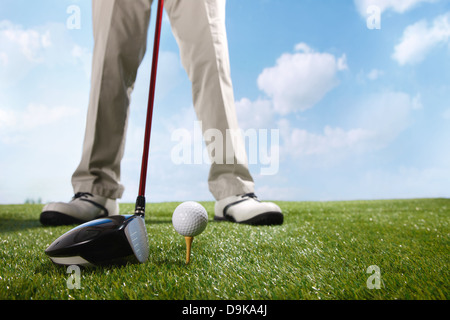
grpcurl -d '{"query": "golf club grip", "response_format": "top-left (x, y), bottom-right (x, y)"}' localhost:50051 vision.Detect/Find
top-left (138, 0), bottom-right (164, 198)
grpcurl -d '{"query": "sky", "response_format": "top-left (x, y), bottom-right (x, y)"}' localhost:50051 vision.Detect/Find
top-left (0, 0), bottom-right (449, 205)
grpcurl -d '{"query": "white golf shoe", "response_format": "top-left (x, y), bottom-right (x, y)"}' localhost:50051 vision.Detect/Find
top-left (214, 193), bottom-right (283, 226)
top-left (40, 192), bottom-right (119, 226)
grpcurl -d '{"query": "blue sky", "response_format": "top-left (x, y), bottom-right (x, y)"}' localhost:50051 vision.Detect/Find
top-left (0, 0), bottom-right (449, 204)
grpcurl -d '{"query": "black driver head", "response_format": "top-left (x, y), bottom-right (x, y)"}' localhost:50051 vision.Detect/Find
top-left (45, 215), bottom-right (149, 267)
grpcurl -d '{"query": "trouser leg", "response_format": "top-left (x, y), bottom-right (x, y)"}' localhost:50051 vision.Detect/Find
top-left (71, 0), bottom-right (153, 199)
top-left (165, 0), bottom-right (255, 200)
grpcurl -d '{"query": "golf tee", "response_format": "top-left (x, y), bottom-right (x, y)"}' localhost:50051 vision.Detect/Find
top-left (185, 236), bottom-right (193, 264)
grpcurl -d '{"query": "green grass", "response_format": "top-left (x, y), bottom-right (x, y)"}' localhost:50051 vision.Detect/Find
top-left (0, 198), bottom-right (448, 300)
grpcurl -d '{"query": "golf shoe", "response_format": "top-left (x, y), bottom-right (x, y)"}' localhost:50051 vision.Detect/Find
top-left (40, 192), bottom-right (119, 226)
top-left (214, 193), bottom-right (283, 226)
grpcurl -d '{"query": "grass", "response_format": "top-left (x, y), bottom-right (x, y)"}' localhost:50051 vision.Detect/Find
top-left (0, 198), bottom-right (448, 300)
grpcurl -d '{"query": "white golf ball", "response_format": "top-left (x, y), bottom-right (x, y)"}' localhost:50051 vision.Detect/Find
top-left (172, 201), bottom-right (208, 237)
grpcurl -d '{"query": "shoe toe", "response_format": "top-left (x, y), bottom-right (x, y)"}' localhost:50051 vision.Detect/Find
top-left (40, 210), bottom-right (85, 226)
top-left (266, 201), bottom-right (282, 213)
top-left (221, 198), bottom-right (283, 226)
top-left (40, 194), bottom-right (114, 226)
top-left (40, 201), bottom-right (86, 226)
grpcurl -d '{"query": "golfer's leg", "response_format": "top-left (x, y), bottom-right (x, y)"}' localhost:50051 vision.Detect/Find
top-left (165, 0), bottom-right (255, 200)
top-left (71, 0), bottom-right (153, 199)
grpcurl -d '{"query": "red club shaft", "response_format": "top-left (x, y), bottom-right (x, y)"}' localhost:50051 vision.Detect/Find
top-left (136, 0), bottom-right (164, 215)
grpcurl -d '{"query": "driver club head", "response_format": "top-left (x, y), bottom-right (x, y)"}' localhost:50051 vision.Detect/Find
top-left (45, 215), bottom-right (149, 267)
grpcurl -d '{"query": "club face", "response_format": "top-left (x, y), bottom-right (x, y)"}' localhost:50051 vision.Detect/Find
top-left (124, 215), bottom-right (149, 264)
top-left (45, 215), bottom-right (149, 267)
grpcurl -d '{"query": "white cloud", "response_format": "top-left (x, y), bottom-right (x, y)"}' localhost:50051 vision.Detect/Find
top-left (0, 21), bottom-right (44, 86)
top-left (0, 108), bottom-right (15, 127)
top-left (360, 166), bottom-right (450, 199)
top-left (0, 104), bottom-right (79, 143)
top-left (0, 20), bottom-right (94, 203)
top-left (0, 102), bottom-right (85, 203)
top-left (0, 52), bottom-right (7, 66)
top-left (367, 69), bottom-right (384, 80)
top-left (354, 0), bottom-right (438, 17)
top-left (0, 20), bottom-right (92, 86)
top-left (294, 43), bottom-right (313, 53)
top-left (279, 91), bottom-right (421, 162)
top-left (443, 108), bottom-right (450, 120)
top-left (235, 98), bottom-right (275, 130)
top-left (279, 119), bottom-right (375, 160)
top-left (393, 12), bottom-right (450, 65)
top-left (147, 51), bottom-right (185, 100)
top-left (257, 43), bottom-right (347, 115)
top-left (353, 91), bottom-right (421, 147)
top-left (22, 104), bottom-right (79, 130)
top-left (356, 69), bottom-right (384, 83)
top-left (0, 20), bottom-right (49, 62)
top-left (235, 42), bottom-right (421, 168)
top-left (71, 45), bottom-right (92, 79)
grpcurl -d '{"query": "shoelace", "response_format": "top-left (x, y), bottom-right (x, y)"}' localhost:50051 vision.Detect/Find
top-left (71, 192), bottom-right (109, 216)
top-left (223, 193), bottom-right (260, 219)
top-left (241, 193), bottom-right (259, 201)
top-left (73, 192), bottom-right (94, 200)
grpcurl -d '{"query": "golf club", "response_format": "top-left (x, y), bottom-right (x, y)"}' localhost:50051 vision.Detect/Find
top-left (45, 0), bottom-right (165, 266)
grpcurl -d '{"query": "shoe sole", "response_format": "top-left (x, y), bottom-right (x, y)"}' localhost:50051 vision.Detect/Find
top-left (40, 211), bottom-right (88, 226)
top-left (214, 211), bottom-right (283, 226)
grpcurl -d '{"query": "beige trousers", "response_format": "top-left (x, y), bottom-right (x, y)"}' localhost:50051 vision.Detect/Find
top-left (72, 0), bottom-right (254, 201)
